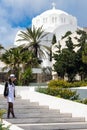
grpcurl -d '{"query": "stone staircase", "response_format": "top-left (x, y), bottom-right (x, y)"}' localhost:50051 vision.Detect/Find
top-left (1, 95), bottom-right (87, 130)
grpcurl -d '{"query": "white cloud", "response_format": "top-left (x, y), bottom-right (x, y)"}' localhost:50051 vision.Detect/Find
top-left (0, 0), bottom-right (50, 48)
top-left (0, 0), bottom-right (87, 48)
top-left (0, 14), bottom-right (21, 48)
top-left (0, 26), bottom-right (20, 48)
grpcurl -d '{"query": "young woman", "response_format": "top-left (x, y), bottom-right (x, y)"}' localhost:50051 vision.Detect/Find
top-left (4, 74), bottom-right (16, 118)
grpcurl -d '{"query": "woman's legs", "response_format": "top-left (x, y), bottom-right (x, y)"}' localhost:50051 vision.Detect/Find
top-left (7, 102), bottom-right (15, 118)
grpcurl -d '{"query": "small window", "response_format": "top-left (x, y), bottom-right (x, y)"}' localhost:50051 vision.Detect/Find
top-left (61, 17), bottom-right (65, 23)
top-left (64, 18), bottom-right (66, 23)
top-left (55, 17), bottom-right (57, 23)
top-left (43, 18), bottom-right (47, 23)
top-left (52, 17), bottom-right (57, 23)
top-left (61, 17), bottom-right (63, 23)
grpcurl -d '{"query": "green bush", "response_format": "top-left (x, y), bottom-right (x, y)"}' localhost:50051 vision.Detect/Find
top-left (48, 79), bottom-right (71, 88)
top-left (0, 109), bottom-right (6, 121)
top-left (0, 109), bottom-right (10, 130)
top-left (75, 98), bottom-right (87, 104)
top-left (37, 79), bottom-right (87, 104)
top-left (37, 87), bottom-right (79, 100)
top-left (48, 79), bottom-right (87, 88)
top-left (74, 99), bottom-right (83, 103)
top-left (57, 89), bottom-right (79, 100)
top-left (0, 123), bottom-right (10, 130)
top-left (71, 81), bottom-right (87, 87)
top-left (82, 98), bottom-right (87, 104)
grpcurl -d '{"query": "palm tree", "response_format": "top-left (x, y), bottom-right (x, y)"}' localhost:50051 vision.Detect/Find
top-left (17, 26), bottom-right (50, 64)
top-left (1, 47), bottom-right (23, 78)
top-left (1, 46), bottom-right (38, 85)
top-left (0, 44), bottom-right (4, 50)
top-left (0, 44), bottom-right (4, 57)
top-left (21, 49), bottom-right (38, 68)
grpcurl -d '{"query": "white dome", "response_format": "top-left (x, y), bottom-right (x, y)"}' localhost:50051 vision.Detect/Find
top-left (32, 5), bottom-right (77, 34)
top-left (41, 8), bottom-right (68, 17)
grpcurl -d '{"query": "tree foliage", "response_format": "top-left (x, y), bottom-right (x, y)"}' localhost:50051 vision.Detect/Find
top-left (53, 30), bottom-right (87, 82)
top-left (52, 34), bottom-right (57, 45)
top-left (17, 26), bottom-right (50, 63)
top-left (1, 47), bottom-right (36, 85)
top-left (62, 31), bottom-right (72, 39)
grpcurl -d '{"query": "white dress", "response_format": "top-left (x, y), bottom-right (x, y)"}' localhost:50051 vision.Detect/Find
top-left (7, 83), bottom-right (15, 103)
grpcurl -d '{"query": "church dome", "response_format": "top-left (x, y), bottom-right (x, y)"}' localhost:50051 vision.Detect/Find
top-left (41, 5), bottom-right (68, 16)
top-left (32, 3), bottom-right (77, 33)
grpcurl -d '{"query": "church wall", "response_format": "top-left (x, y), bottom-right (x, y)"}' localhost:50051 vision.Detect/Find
top-left (55, 24), bottom-right (77, 40)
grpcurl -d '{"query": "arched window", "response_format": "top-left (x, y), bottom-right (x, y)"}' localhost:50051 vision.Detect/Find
top-left (61, 17), bottom-right (66, 23)
top-left (43, 18), bottom-right (47, 23)
top-left (64, 17), bottom-right (66, 23)
top-left (55, 17), bottom-right (57, 23)
top-left (61, 17), bottom-right (63, 23)
top-left (52, 17), bottom-right (57, 23)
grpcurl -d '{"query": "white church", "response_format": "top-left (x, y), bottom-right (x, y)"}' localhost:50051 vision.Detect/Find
top-left (15, 3), bottom-right (77, 52)
top-left (14, 3), bottom-right (82, 79)
top-left (32, 3), bottom-right (77, 39)
top-left (15, 3), bottom-right (77, 46)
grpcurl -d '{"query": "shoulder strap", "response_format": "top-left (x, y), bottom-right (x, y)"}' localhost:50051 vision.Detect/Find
top-left (4, 81), bottom-right (8, 97)
top-left (5, 81), bottom-right (8, 88)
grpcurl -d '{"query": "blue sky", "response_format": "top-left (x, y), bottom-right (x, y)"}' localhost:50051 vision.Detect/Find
top-left (0, 0), bottom-right (87, 48)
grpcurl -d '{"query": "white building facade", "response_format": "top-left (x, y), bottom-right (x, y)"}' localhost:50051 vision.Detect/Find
top-left (32, 4), bottom-right (78, 67)
top-left (32, 3), bottom-right (77, 41)
top-left (14, 3), bottom-right (78, 68)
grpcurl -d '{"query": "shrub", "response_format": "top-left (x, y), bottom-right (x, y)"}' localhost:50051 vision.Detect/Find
top-left (48, 79), bottom-right (87, 88)
top-left (48, 79), bottom-right (71, 88)
top-left (37, 87), bottom-right (79, 100)
top-left (0, 123), bottom-right (10, 130)
top-left (0, 109), bottom-right (10, 130)
top-left (37, 79), bottom-right (87, 104)
top-left (71, 81), bottom-right (87, 87)
top-left (0, 109), bottom-right (6, 121)
top-left (82, 98), bottom-right (87, 104)
top-left (75, 98), bottom-right (87, 104)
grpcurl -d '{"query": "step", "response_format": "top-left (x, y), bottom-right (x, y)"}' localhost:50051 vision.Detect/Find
top-left (3, 113), bottom-right (72, 118)
top-left (70, 129), bottom-right (87, 130)
top-left (2, 109), bottom-right (60, 116)
top-left (14, 109), bottom-right (60, 114)
top-left (0, 104), bottom-right (49, 109)
top-left (17, 122), bottom-right (87, 130)
top-left (0, 100), bottom-right (39, 106)
top-left (15, 105), bottom-right (49, 108)
top-left (5, 117), bottom-right (85, 124)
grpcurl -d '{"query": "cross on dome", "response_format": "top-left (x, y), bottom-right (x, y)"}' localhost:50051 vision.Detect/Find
top-left (52, 2), bottom-right (56, 9)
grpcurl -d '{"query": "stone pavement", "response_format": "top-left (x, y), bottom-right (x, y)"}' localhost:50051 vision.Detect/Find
top-left (1, 95), bottom-right (87, 130)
